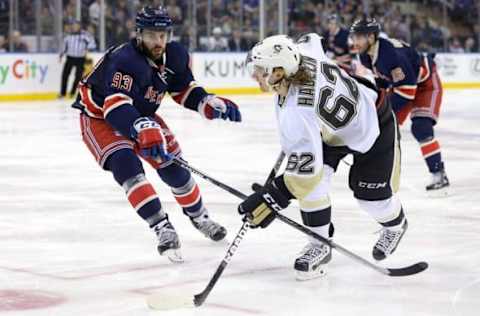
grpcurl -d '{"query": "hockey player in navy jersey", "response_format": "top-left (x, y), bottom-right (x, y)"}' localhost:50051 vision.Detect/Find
top-left (72, 6), bottom-right (241, 262)
top-left (350, 18), bottom-right (449, 195)
top-left (322, 14), bottom-right (351, 69)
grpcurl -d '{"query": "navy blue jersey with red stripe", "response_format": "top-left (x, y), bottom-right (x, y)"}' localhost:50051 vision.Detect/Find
top-left (323, 28), bottom-right (350, 57)
top-left (76, 39), bottom-right (208, 138)
top-left (358, 37), bottom-right (433, 111)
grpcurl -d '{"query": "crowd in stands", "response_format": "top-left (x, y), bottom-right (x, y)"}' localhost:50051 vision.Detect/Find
top-left (0, 0), bottom-right (478, 53)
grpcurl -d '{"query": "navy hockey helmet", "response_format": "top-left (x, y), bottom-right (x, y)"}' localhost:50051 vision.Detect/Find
top-left (350, 18), bottom-right (380, 37)
top-left (135, 6), bottom-right (172, 32)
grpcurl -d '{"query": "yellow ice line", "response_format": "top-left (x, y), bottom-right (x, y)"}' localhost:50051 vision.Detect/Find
top-left (0, 84), bottom-right (479, 102)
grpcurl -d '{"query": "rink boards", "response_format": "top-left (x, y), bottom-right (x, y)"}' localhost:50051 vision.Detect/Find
top-left (0, 52), bottom-right (480, 101)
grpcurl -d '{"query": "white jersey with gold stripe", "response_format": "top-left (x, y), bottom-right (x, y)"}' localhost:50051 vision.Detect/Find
top-left (274, 33), bottom-right (380, 199)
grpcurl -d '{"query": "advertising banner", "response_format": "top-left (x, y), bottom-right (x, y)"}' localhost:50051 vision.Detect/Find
top-left (0, 52), bottom-right (479, 101)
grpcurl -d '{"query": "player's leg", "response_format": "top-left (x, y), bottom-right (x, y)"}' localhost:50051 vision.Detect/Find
top-left (145, 115), bottom-right (227, 241)
top-left (350, 109), bottom-right (408, 260)
top-left (411, 67), bottom-right (449, 193)
top-left (293, 164), bottom-right (335, 281)
top-left (79, 114), bottom-right (182, 261)
top-left (60, 57), bottom-right (73, 98)
top-left (157, 163), bottom-right (227, 241)
top-left (106, 150), bottom-right (182, 258)
top-left (70, 57), bottom-right (85, 97)
top-left (292, 144), bottom-right (347, 280)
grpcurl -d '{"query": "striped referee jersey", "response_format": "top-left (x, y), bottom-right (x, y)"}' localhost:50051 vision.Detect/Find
top-left (62, 31), bottom-right (96, 57)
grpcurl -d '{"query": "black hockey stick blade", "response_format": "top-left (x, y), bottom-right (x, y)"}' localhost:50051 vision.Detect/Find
top-left (192, 260), bottom-right (229, 307)
top-left (193, 292), bottom-right (207, 307)
top-left (387, 261), bottom-right (429, 277)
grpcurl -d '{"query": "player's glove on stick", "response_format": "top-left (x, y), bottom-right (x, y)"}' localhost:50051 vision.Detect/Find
top-left (238, 183), bottom-right (290, 228)
top-left (131, 117), bottom-right (171, 162)
top-left (198, 95), bottom-right (242, 122)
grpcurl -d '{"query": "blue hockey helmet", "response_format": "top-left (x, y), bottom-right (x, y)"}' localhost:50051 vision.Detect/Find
top-left (135, 6), bottom-right (172, 32)
top-left (350, 18), bottom-right (380, 37)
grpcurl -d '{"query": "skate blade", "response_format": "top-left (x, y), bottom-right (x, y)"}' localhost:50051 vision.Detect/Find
top-left (146, 292), bottom-right (194, 310)
top-left (426, 186), bottom-right (450, 198)
top-left (163, 249), bottom-right (184, 263)
top-left (295, 268), bottom-right (327, 281)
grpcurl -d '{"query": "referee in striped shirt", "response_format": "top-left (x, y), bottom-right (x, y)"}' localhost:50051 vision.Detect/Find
top-left (59, 20), bottom-right (96, 98)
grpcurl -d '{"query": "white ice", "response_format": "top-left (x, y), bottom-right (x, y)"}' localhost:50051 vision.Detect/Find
top-left (0, 90), bottom-right (479, 316)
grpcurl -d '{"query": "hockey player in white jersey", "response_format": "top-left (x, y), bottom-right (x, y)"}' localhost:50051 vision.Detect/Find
top-left (239, 34), bottom-right (408, 280)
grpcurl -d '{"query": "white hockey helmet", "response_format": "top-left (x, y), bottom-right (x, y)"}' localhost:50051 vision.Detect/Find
top-left (246, 35), bottom-right (301, 78)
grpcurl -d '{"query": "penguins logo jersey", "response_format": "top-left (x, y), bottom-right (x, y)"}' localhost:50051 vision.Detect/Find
top-left (274, 33), bottom-right (380, 199)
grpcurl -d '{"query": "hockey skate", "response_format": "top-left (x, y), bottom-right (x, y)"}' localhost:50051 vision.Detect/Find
top-left (152, 217), bottom-right (183, 263)
top-left (294, 243), bottom-right (332, 281)
top-left (190, 213), bottom-right (227, 241)
top-left (426, 167), bottom-right (450, 197)
top-left (372, 219), bottom-right (408, 261)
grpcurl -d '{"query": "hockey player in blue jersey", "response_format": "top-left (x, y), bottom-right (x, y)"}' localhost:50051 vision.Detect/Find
top-left (350, 18), bottom-right (449, 195)
top-left (73, 6), bottom-right (241, 262)
top-left (322, 14), bottom-right (351, 69)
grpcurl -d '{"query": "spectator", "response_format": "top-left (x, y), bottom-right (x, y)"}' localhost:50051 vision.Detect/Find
top-left (449, 37), bottom-right (465, 53)
top-left (0, 0), bottom-right (8, 36)
top-left (0, 35), bottom-right (6, 52)
top-left (166, 0), bottom-right (183, 25)
top-left (114, 15), bottom-right (135, 44)
top-left (464, 37), bottom-right (477, 52)
top-left (206, 27), bottom-right (228, 52)
top-left (244, 0), bottom-right (258, 13)
top-left (89, 0), bottom-right (101, 27)
top-left (26, 0), bottom-right (475, 54)
top-left (228, 29), bottom-right (249, 52)
top-left (4, 30), bottom-right (29, 52)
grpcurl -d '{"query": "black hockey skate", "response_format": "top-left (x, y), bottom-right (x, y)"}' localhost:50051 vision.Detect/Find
top-left (190, 213), bottom-right (227, 241)
top-left (426, 165), bottom-right (449, 196)
top-left (294, 243), bottom-right (332, 281)
top-left (372, 219), bottom-right (408, 261)
top-left (153, 217), bottom-right (183, 263)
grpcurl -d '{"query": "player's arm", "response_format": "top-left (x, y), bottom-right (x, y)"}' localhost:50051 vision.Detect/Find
top-left (167, 43), bottom-right (241, 122)
top-left (384, 51), bottom-right (417, 112)
top-left (238, 107), bottom-right (324, 228)
top-left (103, 64), bottom-right (169, 162)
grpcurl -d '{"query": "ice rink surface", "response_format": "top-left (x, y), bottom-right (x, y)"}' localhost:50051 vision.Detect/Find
top-left (0, 90), bottom-right (479, 316)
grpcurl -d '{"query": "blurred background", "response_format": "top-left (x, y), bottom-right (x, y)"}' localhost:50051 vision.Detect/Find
top-left (0, 0), bottom-right (479, 54)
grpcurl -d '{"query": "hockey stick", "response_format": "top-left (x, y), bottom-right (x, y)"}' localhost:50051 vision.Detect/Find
top-left (186, 152), bottom-right (285, 307)
top-left (191, 152), bottom-right (286, 307)
top-left (173, 158), bottom-right (428, 278)
top-left (147, 155), bottom-right (427, 310)
top-left (146, 153), bottom-right (285, 310)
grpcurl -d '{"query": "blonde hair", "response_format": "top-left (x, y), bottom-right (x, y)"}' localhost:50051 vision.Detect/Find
top-left (287, 56), bottom-right (314, 85)
top-left (288, 64), bottom-right (313, 86)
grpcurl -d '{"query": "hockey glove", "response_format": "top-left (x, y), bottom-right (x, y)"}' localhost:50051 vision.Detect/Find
top-left (131, 117), bottom-right (171, 162)
top-left (198, 95), bottom-right (242, 122)
top-left (238, 183), bottom-right (290, 228)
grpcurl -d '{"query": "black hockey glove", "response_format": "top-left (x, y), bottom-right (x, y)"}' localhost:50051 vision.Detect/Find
top-left (238, 182), bottom-right (290, 228)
